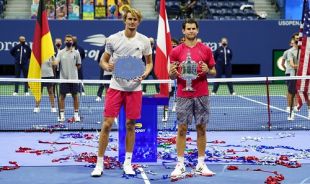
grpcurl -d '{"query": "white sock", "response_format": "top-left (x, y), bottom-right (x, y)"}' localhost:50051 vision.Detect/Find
top-left (177, 156), bottom-right (184, 164)
top-left (60, 111), bottom-right (65, 118)
top-left (124, 152), bottom-right (133, 165)
top-left (74, 111), bottom-right (79, 117)
top-left (198, 156), bottom-right (205, 165)
top-left (96, 156), bottom-right (103, 169)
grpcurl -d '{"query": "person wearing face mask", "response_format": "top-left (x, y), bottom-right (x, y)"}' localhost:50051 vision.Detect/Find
top-left (10, 35), bottom-right (32, 96)
top-left (54, 38), bottom-right (62, 79)
top-left (53, 34), bottom-right (81, 122)
top-left (212, 37), bottom-right (235, 95)
top-left (72, 36), bottom-right (86, 95)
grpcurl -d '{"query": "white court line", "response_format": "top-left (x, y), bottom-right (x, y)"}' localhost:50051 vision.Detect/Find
top-left (299, 177), bottom-right (310, 184)
top-left (137, 167), bottom-right (151, 184)
top-left (237, 95), bottom-right (309, 120)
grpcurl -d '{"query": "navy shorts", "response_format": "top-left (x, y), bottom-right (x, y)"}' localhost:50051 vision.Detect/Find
top-left (60, 83), bottom-right (79, 95)
top-left (42, 76), bottom-right (54, 87)
top-left (286, 74), bottom-right (296, 94)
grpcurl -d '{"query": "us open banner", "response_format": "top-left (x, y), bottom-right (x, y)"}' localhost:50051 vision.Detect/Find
top-left (0, 20), bottom-right (300, 79)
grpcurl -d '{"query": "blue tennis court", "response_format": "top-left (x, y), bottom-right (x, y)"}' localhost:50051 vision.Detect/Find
top-left (1, 78), bottom-right (310, 184)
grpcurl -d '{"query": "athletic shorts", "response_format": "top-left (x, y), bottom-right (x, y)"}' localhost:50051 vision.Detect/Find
top-left (42, 76), bottom-right (54, 87)
top-left (286, 74), bottom-right (297, 94)
top-left (104, 88), bottom-right (142, 120)
top-left (175, 96), bottom-right (210, 125)
top-left (60, 83), bottom-right (79, 95)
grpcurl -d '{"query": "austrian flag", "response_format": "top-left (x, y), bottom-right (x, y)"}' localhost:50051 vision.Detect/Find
top-left (154, 0), bottom-right (172, 97)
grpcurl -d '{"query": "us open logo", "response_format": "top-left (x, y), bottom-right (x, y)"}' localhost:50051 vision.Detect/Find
top-left (135, 122), bottom-right (146, 133)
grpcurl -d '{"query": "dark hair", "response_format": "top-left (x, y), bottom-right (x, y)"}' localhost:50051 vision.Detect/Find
top-left (182, 18), bottom-right (199, 30)
top-left (65, 34), bottom-right (73, 39)
top-left (172, 38), bottom-right (179, 45)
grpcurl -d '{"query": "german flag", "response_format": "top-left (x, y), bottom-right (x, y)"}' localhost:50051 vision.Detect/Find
top-left (28, 0), bottom-right (54, 102)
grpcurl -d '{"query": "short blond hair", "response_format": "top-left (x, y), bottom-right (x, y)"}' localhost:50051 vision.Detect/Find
top-left (122, 8), bottom-right (142, 22)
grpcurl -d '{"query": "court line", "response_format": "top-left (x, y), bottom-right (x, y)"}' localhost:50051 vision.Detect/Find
top-left (299, 177), bottom-right (310, 184)
top-left (137, 167), bottom-right (151, 184)
top-left (237, 95), bottom-right (309, 120)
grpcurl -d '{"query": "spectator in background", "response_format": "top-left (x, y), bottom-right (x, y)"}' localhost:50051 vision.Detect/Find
top-left (33, 57), bottom-right (56, 113)
top-left (53, 34), bottom-right (81, 122)
top-left (180, 0), bottom-right (197, 19)
top-left (285, 39), bottom-right (299, 120)
top-left (96, 47), bottom-right (112, 102)
top-left (54, 38), bottom-right (63, 79)
top-left (10, 36), bottom-right (31, 96)
top-left (72, 36), bottom-right (86, 95)
top-left (212, 37), bottom-right (235, 95)
top-left (142, 37), bottom-right (160, 95)
top-left (179, 36), bottom-right (185, 44)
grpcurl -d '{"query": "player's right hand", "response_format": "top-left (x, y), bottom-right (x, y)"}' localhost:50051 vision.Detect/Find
top-left (106, 63), bottom-right (114, 72)
top-left (169, 62), bottom-right (179, 77)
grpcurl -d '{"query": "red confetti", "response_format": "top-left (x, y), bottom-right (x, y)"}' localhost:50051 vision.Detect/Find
top-left (227, 165), bottom-right (239, 170)
top-left (0, 161), bottom-right (20, 172)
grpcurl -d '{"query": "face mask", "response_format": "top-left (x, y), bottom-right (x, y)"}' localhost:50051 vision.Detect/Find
top-left (222, 43), bottom-right (227, 46)
top-left (66, 42), bottom-right (72, 48)
top-left (56, 43), bottom-right (61, 48)
top-left (20, 41), bottom-right (25, 45)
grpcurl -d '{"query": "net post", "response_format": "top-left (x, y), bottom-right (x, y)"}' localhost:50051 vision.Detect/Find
top-left (265, 77), bottom-right (271, 131)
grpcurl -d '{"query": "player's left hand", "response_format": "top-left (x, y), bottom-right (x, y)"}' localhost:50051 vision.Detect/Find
top-left (134, 72), bottom-right (148, 82)
top-left (198, 61), bottom-right (209, 76)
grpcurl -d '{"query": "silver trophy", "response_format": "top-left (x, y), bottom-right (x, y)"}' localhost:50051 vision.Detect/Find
top-left (180, 51), bottom-right (198, 91)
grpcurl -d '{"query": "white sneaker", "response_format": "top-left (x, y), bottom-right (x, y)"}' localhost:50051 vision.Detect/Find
top-left (171, 163), bottom-right (186, 177)
top-left (195, 163), bottom-right (215, 176)
top-left (231, 92), bottom-right (236, 96)
top-left (58, 116), bottom-right (65, 122)
top-left (286, 107), bottom-right (299, 112)
top-left (66, 93), bottom-right (72, 96)
top-left (12, 92), bottom-right (18, 96)
top-left (74, 114), bottom-right (81, 122)
top-left (51, 108), bottom-right (57, 113)
top-left (162, 116), bottom-right (168, 122)
top-left (95, 96), bottom-right (101, 102)
top-left (293, 106), bottom-right (299, 112)
top-left (25, 92), bottom-right (30, 96)
top-left (287, 112), bottom-right (295, 121)
top-left (172, 102), bottom-right (176, 112)
top-left (33, 107), bottom-right (40, 113)
top-left (123, 163), bottom-right (135, 175)
top-left (211, 92), bottom-right (216, 95)
top-left (91, 167), bottom-right (103, 177)
top-left (82, 92), bottom-right (86, 96)
top-left (162, 109), bottom-right (168, 122)
top-left (114, 118), bottom-right (118, 125)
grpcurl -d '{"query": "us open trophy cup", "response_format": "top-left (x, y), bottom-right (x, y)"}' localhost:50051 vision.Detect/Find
top-left (180, 51), bottom-right (198, 91)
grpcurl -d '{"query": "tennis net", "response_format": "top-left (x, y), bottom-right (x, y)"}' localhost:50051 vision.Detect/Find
top-left (0, 76), bottom-right (310, 131)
